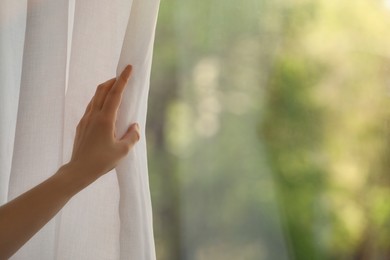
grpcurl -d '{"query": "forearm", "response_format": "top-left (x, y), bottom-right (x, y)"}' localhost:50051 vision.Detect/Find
top-left (0, 163), bottom-right (92, 259)
top-left (0, 65), bottom-right (137, 259)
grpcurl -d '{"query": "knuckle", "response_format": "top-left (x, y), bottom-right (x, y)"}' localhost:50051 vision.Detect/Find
top-left (97, 84), bottom-right (105, 91)
top-left (119, 144), bottom-right (130, 155)
top-left (97, 83), bottom-right (110, 92)
top-left (96, 114), bottom-right (112, 126)
top-left (110, 87), bottom-right (121, 95)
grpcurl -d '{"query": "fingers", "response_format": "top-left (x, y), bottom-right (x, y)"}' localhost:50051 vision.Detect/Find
top-left (102, 65), bottom-right (133, 117)
top-left (92, 78), bottom-right (116, 110)
top-left (118, 123), bottom-right (140, 154)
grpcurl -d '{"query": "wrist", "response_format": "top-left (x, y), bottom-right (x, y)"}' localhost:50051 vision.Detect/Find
top-left (55, 162), bottom-right (97, 197)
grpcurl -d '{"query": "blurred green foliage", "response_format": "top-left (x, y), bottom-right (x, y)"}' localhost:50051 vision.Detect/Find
top-left (147, 0), bottom-right (390, 259)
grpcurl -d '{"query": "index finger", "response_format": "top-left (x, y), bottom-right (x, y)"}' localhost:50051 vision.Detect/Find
top-left (102, 65), bottom-right (133, 116)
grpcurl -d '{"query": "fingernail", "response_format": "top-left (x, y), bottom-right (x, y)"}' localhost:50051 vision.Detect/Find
top-left (124, 65), bottom-right (132, 79)
top-left (134, 123), bottom-right (140, 141)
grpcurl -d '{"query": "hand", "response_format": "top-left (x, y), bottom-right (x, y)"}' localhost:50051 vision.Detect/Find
top-left (0, 65), bottom-right (140, 259)
top-left (68, 65), bottom-right (140, 184)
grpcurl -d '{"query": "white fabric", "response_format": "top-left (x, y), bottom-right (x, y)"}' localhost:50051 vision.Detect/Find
top-left (0, 0), bottom-right (159, 259)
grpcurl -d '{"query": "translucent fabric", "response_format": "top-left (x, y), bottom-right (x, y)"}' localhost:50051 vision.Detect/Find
top-left (0, 0), bottom-right (159, 259)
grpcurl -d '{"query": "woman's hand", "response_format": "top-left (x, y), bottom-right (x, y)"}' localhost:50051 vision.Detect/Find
top-left (67, 65), bottom-right (140, 184)
top-left (0, 65), bottom-right (140, 259)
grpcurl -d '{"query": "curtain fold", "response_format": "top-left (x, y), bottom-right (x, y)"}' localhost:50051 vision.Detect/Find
top-left (0, 0), bottom-right (159, 259)
top-left (116, 0), bottom-right (160, 258)
top-left (8, 1), bottom-right (69, 258)
top-left (0, 0), bottom-right (26, 205)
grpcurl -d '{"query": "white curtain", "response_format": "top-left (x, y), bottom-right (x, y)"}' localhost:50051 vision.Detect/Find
top-left (0, 0), bottom-right (159, 259)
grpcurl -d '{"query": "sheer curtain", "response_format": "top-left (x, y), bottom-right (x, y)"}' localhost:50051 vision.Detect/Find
top-left (0, 0), bottom-right (159, 259)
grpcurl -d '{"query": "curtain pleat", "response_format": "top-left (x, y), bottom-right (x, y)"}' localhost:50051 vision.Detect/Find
top-left (116, 0), bottom-right (160, 258)
top-left (8, 1), bottom-right (69, 258)
top-left (55, 0), bottom-right (132, 258)
top-left (0, 0), bottom-right (27, 205)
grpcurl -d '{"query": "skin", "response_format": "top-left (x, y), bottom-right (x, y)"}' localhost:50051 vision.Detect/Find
top-left (0, 65), bottom-right (139, 259)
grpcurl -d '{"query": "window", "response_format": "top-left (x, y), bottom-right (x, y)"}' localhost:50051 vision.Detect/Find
top-left (148, 0), bottom-right (390, 259)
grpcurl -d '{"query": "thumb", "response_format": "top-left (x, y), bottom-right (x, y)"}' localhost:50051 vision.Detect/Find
top-left (119, 123), bottom-right (140, 151)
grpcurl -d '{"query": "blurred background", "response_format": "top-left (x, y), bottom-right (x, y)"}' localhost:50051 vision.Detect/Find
top-left (146, 0), bottom-right (390, 259)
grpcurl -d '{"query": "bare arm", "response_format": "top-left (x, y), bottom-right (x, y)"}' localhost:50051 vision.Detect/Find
top-left (0, 65), bottom-right (139, 259)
